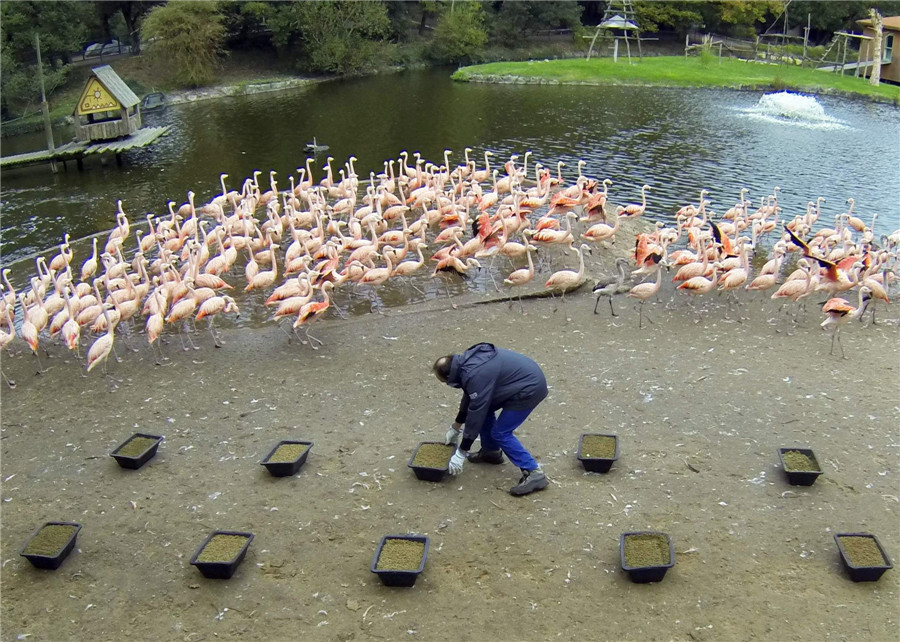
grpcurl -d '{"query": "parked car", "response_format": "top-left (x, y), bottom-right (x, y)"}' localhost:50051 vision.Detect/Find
top-left (84, 40), bottom-right (131, 58)
top-left (101, 40), bottom-right (131, 56)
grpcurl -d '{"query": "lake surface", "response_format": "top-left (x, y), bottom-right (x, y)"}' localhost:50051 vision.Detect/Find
top-left (2, 67), bottom-right (898, 268)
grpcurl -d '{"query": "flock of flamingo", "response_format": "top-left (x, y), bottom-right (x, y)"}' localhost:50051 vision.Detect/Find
top-left (1, 147), bottom-right (898, 386)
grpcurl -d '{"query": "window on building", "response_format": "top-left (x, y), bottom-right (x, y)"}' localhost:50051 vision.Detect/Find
top-left (884, 33), bottom-right (894, 63)
top-left (87, 110), bottom-right (118, 124)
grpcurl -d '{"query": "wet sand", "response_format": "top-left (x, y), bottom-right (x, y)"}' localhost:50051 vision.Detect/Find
top-left (1, 268), bottom-right (898, 641)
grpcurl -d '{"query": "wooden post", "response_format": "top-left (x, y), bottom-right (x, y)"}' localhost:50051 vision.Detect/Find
top-left (803, 14), bottom-right (810, 59)
top-left (35, 33), bottom-right (57, 174)
top-left (613, 38), bottom-right (619, 63)
top-left (624, 30), bottom-right (632, 64)
top-left (783, 2), bottom-right (788, 50)
top-left (840, 35), bottom-right (848, 75)
top-left (587, 27), bottom-right (601, 60)
top-left (718, 42), bottom-right (723, 63)
top-left (855, 41), bottom-right (863, 77)
top-left (685, 33), bottom-right (689, 58)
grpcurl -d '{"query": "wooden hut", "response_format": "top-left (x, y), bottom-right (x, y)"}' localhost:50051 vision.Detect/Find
top-left (857, 15), bottom-right (899, 84)
top-left (74, 65), bottom-right (141, 142)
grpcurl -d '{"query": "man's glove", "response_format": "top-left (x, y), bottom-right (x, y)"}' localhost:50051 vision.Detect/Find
top-left (448, 449), bottom-right (467, 475)
top-left (445, 423), bottom-right (462, 446)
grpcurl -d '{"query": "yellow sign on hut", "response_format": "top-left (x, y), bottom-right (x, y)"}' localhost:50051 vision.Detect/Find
top-left (73, 65), bottom-right (142, 142)
top-left (78, 78), bottom-right (119, 114)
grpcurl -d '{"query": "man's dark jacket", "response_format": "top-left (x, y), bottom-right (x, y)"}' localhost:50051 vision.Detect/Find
top-left (447, 343), bottom-right (548, 445)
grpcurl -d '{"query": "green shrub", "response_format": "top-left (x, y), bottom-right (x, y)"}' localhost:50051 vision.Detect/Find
top-left (427, 3), bottom-right (488, 64)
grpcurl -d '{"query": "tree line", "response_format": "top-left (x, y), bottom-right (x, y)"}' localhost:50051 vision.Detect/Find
top-left (3, 1), bottom-right (899, 116)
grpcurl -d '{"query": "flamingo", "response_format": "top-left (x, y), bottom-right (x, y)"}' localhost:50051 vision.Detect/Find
top-left (621, 185), bottom-right (652, 218)
top-left (0, 304), bottom-right (17, 388)
top-left (717, 239), bottom-right (751, 313)
top-left (145, 289), bottom-right (167, 346)
top-left (544, 243), bottom-right (589, 318)
top-left (61, 286), bottom-right (81, 356)
top-left (502, 241), bottom-right (537, 313)
top-left (245, 237), bottom-right (279, 292)
top-left (821, 286), bottom-right (872, 359)
top-left (593, 257), bottom-right (631, 316)
top-left (1, 268), bottom-right (16, 310)
top-left (626, 262), bottom-right (664, 328)
top-left (196, 295), bottom-right (240, 347)
top-left (293, 281), bottom-right (335, 348)
top-left (432, 257), bottom-right (481, 308)
top-left (81, 238), bottom-right (100, 282)
top-left (580, 179), bottom-right (613, 223)
top-left (582, 206), bottom-right (623, 244)
top-left (18, 292), bottom-right (46, 373)
top-left (391, 239), bottom-right (427, 294)
top-left (49, 234), bottom-right (73, 272)
top-left (86, 303), bottom-right (118, 373)
top-left (356, 252), bottom-right (395, 311)
top-left (677, 263), bottom-right (720, 320)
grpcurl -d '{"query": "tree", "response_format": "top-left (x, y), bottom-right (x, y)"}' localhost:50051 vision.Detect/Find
top-left (219, 1), bottom-right (276, 48)
top-left (787, 1), bottom-right (900, 44)
top-left (490, 1), bottom-right (583, 44)
top-left (0, 1), bottom-right (88, 116)
top-left (141, 1), bottom-right (227, 88)
top-left (634, 1), bottom-right (705, 37)
top-left (1, 1), bottom-right (92, 65)
top-left (93, 1), bottom-right (163, 54)
top-left (268, 1), bottom-right (391, 75)
top-left (869, 8), bottom-right (882, 86)
top-left (635, 1), bottom-right (781, 39)
top-left (428, 1), bottom-right (488, 63)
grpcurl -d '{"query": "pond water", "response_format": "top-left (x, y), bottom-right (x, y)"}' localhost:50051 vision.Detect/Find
top-left (1, 68), bottom-right (897, 321)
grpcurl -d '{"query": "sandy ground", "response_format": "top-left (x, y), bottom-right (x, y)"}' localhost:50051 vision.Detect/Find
top-left (1, 258), bottom-right (899, 642)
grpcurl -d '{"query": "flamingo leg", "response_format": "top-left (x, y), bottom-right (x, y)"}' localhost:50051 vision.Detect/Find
top-left (835, 327), bottom-right (847, 359)
top-left (120, 326), bottom-right (139, 353)
top-left (1, 368), bottom-right (15, 389)
top-left (151, 340), bottom-right (167, 366)
top-left (609, 296), bottom-right (618, 317)
top-left (208, 318), bottom-right (223, 348)
top-left (291, 327), bottom-right (308, 346)
top-left (303, 326), bottom-right (323, 349)
top-left (486, 256), bottom-right (500, 291)
top-left (179, 322), bottom-right (199, 351)
top-left (32, 349), bottom-right (46, 375)
top-left (635, 300), bottom-right (653, 328)
top-left (438, 277), bottom-right (457, 310)
top-left (276, 321), bottom-right (295, 343)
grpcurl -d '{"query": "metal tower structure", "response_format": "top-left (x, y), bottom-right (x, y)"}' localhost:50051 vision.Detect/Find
top-left (586, 0), bottom-right (642, 61)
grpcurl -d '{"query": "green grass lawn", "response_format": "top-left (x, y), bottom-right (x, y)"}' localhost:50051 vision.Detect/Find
top-left (453, 56), bottom-right (900, 103)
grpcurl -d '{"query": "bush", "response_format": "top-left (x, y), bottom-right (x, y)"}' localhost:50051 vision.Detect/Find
top-left (141, 1), bottom-right (226, 88)
top-left (269, 1), bottom-right (391, 75)
top-left (427, 3), bottom-right (488, 64)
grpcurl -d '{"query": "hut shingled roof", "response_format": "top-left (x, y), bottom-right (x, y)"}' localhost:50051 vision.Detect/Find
top-left (91, 65), bottom-right (139, 108)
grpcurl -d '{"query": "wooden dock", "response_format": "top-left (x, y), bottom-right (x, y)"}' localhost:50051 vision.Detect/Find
top-left (0, 125), bottom-right (170, 171)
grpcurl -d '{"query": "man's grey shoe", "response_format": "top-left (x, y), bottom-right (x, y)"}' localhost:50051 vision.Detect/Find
top-left (509, 469), bottom-right (548, 496)
top-left (467, 449), bottom-right (504, 465)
